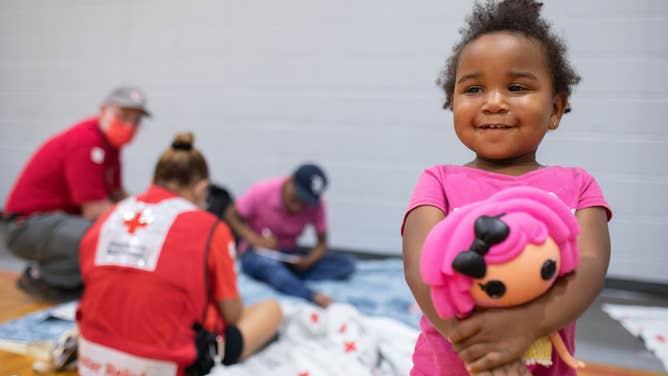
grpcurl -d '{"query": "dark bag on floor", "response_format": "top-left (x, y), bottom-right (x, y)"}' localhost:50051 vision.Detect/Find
top-left (185, 323), bottom-right (219, 376)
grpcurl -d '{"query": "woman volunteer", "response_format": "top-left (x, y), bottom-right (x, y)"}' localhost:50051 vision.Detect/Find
top-left (77, 133), bottom-right (282, 376)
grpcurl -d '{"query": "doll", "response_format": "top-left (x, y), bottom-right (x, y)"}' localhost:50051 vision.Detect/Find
top-left (420, 186), bottom-right (585, 369)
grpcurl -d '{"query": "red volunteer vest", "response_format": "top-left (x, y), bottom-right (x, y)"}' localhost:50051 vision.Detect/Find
top-left (78, 186), bottom-right (218, 369)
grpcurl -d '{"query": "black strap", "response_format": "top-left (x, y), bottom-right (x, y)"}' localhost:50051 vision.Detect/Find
top-left (201, 220), bottom-right (219, 323)
top-left (186, 220), bottom-right (223, 376)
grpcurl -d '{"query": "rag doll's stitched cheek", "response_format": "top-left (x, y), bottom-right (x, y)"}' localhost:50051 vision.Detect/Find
top-left (470, 237), bottom-right (561, 307)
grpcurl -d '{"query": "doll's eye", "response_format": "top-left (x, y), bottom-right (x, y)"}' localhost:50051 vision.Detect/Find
top-left (541, 259), bottom-right (557, 280)
top-left (479, 280), bottom-right (506, 298)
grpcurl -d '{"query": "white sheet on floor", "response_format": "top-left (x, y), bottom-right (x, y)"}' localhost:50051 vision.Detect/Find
top-left (602, 304), bottom-right (668, 371)
top-left (208, 302), bottom-right (419, 376)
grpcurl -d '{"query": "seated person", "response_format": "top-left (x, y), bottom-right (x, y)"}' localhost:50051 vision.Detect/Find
top-left (225, 163), bottom-right (356, 308)
top-left (1, 85), bottom-right (150, 301)
top-left (206, 183), bottom-right (235, 219)
top-left (77, 133), bottom-right (282, 376)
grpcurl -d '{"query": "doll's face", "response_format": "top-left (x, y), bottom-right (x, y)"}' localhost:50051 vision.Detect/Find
top-left (470, 236), bottom-right (560, 307)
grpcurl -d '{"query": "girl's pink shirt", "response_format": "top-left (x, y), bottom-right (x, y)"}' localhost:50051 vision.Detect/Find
top-left (402, 165), bottom-right (611, 376)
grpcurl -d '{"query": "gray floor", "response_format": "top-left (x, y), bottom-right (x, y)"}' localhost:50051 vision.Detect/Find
top-left (578, 288), bottom-right (667, 373)
top-left (0, 246), bottom-right (666, 373)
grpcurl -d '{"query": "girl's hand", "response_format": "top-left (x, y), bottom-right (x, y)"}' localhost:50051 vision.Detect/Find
top-left (450, 306), bottom-right (539, 373)
top-left (469, 359), bottom-right (531, 376)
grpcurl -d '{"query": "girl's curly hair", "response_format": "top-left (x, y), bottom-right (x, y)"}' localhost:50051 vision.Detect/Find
top-left (438, 0), bottom-right (581, 112)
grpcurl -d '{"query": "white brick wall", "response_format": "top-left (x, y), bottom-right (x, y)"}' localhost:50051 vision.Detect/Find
top-left (1, 1), bottom-right (666, 283)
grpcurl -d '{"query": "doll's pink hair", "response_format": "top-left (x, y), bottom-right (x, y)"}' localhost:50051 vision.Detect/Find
top-left (420, 186), bottom-right (580, 319)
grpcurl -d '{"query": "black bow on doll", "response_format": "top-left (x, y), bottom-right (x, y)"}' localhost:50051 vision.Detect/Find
top-left (452, 214), bottom-right (509, 279)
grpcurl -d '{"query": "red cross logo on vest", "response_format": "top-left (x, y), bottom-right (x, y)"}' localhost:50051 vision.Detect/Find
top-left (123, 211), bottom-right (149, 235)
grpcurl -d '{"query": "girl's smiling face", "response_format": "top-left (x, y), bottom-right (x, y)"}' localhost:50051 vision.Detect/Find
top-left (452, 32), bottom-right (567, 164)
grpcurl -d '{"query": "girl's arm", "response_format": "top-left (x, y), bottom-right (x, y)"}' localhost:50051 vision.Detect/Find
top-left (450, 206), bottom-right (610, 373)
top-left (403, 205), bottom-right (458, 338)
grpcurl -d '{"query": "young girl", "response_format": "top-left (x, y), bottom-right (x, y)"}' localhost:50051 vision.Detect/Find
top-left (401, 1), bottom-right (612, 375)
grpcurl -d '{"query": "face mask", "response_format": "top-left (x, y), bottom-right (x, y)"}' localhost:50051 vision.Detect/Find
top-left (104, 117), bottom-right (137, 148)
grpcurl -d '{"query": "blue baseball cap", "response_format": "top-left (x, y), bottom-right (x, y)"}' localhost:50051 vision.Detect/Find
top-left (293, 163), bottom-right (328, 205)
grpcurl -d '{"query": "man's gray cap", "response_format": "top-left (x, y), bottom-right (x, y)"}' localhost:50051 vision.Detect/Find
top-left (102, 85), bottom-right (151, 116)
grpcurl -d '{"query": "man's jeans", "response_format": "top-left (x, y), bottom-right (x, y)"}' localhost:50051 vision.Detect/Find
top-left (240, 247), bottom-right (356, 301)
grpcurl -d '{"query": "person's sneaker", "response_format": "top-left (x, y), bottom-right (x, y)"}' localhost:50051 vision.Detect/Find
top-left (16, 266), bottom-right (82, 303)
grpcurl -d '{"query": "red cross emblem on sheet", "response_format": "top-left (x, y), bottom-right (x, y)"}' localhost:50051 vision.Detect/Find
top-left (310, 312), bottom-right (320, 324)
top-left (297, 372), bottom-right (310, 376)
top-left (338, 323), bottom-right (347, 333)
top-left (123, 212), bottom-right (149, 234)
top-left (344, 341), bottom-right (356, 353)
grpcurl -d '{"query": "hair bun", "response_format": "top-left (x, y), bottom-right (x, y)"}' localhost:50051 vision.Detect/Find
top-left (171, 141), bottom-right (193, 151)
top-left (498, 0), bottom-right (543, 24)
top-left (171, 132), bottom-right (194, 151)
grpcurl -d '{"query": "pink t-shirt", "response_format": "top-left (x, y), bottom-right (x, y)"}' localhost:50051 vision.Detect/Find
top-left (236, 177), bottom-right (327, 252)
top-left (402, 165), bottom-right (612, 376)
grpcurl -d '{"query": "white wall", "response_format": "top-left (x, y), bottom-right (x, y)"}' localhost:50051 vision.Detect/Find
top-left (1, 1), bottom-right (667, 283)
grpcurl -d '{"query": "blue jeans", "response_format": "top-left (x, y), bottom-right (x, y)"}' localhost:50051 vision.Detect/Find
top-left (240, 247), bottom-right (356, 302)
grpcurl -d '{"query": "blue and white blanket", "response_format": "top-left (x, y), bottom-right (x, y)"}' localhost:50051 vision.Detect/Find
top-left (0, 259), bottom-right (422, 375)
top-left (239, 258), bottom-right (421, 329)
